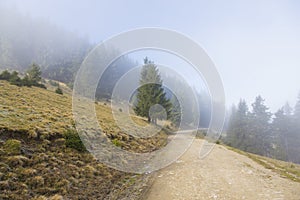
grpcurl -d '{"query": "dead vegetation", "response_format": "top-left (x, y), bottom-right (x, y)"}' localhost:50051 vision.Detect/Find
top-left (0, 80), bottom-right (168, 199)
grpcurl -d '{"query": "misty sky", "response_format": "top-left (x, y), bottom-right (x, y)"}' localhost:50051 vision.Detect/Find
top-left (3, 0), bottom-right (300, 112)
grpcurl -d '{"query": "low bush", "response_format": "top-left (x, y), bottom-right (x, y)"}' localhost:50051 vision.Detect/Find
top-left (55, 87), bottom-right (63, 95)
top-left (64, 129), bottom-right (86, 152)
top-left (0, 66), bottom-right (46, 89)
top-left (112, 138), bottom-right (122, 147)
top-left (0, 70), bottom-right (11, 80)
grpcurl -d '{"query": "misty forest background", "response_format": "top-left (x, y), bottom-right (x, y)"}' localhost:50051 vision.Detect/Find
top-left (225, 96), bottom-right (300, 164)
top-left (0, 7), bottom-right (299, 164)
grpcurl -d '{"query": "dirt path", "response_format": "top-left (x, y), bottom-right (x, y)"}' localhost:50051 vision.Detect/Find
top-left (145, 139), bottom-right (300, 200)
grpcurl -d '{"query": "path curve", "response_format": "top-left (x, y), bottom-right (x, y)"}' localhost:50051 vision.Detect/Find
top-left (145, 139), bottom-right (300, 200)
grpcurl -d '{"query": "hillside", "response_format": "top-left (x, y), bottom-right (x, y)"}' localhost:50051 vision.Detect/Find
top-left (0, 80), bottom-right (168, 199)
top-left (1, 80), bottom-right (300, 200)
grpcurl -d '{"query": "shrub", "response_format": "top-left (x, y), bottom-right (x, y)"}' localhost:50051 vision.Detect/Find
top-left (27, 63), bottom-right (42, 83)
top-left (64, 129), bottom-right (86, 152)
top-left (112, 138), bottom-right (122, 147)
top-left (290, 164), bottom-right (295, 168)
top-left (4, 139), bottom-right (21, 155)
top-left (9, 71), bottom-right (22, 86)
top-left (55, 87), bottom-right (63, 95)
top-left (49, 80), bottom-right (59, 87)
top-left (34, 83), bottom-right (47, 89)
top-left (0, 68), bottom-right (46, 89)
top-left (0, 70), bottom-right (11, 80)
top-left (21, 75), bottom-right (33, 87)
top-left (119, 108), bottom-right (122, 112)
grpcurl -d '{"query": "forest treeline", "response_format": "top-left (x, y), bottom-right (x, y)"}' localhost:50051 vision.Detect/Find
top-left (0, 5), bottom-right (137, 95)
top-left (0, 6), bottom-right (213, 128)
top-left (224, 95), bottom-right (300, 164)
top-left (0, 64), bottom-right (46, 88)
top-left (0, 5), bottom-right (91, 84)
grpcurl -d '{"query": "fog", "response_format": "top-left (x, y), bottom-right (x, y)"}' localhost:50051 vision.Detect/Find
top-left (1, 0), bottom-right (300, 112)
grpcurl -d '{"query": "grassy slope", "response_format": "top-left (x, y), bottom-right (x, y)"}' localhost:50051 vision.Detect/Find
top-left (226, 145), bottom-right (300, 183)
top-left (0, 80), bottom-right (168, 199)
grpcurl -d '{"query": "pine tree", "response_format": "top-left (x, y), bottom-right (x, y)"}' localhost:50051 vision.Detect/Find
top-left (25, 63), bottom-right (46, 88)
top-left (294, 93), bottom-right (300, 120)
top-left (271, 108), bottom-right (290, 160)
top-left (283, 102), bottom-right (292, 116)
top-left (0, 70), bottom-right (11, 80)
top-left (9, 71), bottom-right (22, 86)
top-left (288, 93), bottom-right (300, 163)
top-left (169, 95), bottom-right (181, 127)
top-left (226, 99), bottom-right (249, 148)
top-left (27, 63), bottom-right (42, 85)
top-left (249, 96), bottom-right (272, 156)
top-left (134, 58), bottom-right (172, 124)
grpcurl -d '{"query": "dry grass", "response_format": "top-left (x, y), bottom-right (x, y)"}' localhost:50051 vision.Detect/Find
top-left (0, 80), bottom-right (73, 137)
top-left (0, 80), bottom-right (167, 151)
top-left (0, 80), bottom-right (168, 199)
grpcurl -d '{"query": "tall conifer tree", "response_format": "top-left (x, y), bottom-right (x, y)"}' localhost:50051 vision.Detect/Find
top-left (134, 58), bottom-right (172, 123)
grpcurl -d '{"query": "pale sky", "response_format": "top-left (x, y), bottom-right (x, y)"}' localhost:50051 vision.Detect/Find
top-left (3, 0), bottom-right (300, 112)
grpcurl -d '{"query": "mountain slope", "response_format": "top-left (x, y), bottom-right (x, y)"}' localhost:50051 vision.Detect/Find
top-left (0, 80), bottom-right (167, 199)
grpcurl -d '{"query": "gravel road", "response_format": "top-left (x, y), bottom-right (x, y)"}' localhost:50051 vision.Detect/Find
top-left (145, 139), bottom-right (300, 200)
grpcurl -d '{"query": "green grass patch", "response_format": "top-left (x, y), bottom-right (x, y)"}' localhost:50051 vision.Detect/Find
top-left (64, 129), bottom-right (86, 152)
top-left (112, 138), bottom-right (122, 147)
